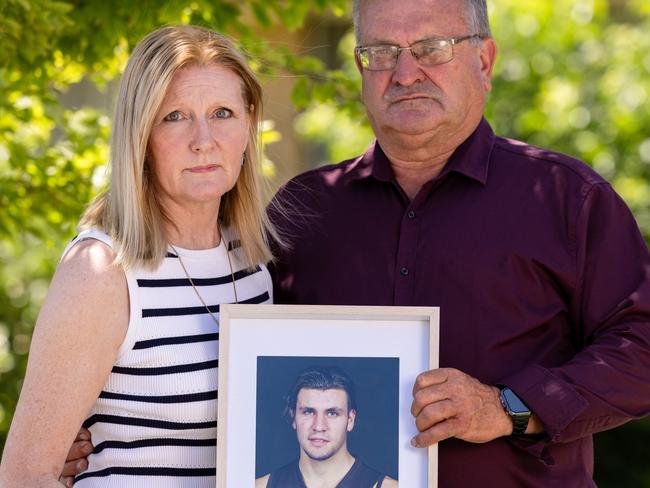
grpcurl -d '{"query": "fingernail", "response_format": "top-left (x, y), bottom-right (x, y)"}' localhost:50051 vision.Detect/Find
top-left (77, 460), bottom-right (88, 473)
top-left (79, 431), bottom-right (90, 441)
top-left (82, 442), bottom-right (94, 454)
top-left (410, 437), bottom-right (419, 448)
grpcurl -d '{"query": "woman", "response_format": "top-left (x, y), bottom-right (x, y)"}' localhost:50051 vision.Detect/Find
top-left (0, 25), bottom-right (277, 487)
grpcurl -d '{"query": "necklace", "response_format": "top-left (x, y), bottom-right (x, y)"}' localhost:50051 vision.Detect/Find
top-left (170, 235), bottom-right (239, 327)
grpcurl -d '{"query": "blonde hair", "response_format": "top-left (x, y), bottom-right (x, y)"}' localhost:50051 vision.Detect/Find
top-left (80, 25), bottom-right (278, 270)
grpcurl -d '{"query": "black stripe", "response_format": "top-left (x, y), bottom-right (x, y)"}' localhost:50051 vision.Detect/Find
top-left (82, 414), bottom-right (216, 430)
top-left (141, 291), bottom-right (269, 318)
top-left (133, 333), bottom-right (218, 350)
top-left (137, 266), bottom-right (261, 288)
top-left (76, 466), bottom-right (214, 481)
top-left (142, 304), bottom-right (219, 318)
top-left (165, 252), bottom-right (179, 258)
top-left (240, 291), bottom-right (270, 304)
top-left (112, 359), bottom-right (218, 376)
top-left (99, 390), bottom-right (217, 403)
top-left (94, 437), bottom-right (216, 454)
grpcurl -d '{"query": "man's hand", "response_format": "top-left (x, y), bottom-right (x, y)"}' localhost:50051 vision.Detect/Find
top-left (58, 427), bottom-right (93, 487)
top-left (410, 368), bottom-right (513, 447)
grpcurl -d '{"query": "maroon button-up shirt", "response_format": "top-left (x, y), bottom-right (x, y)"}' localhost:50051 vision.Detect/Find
top-left (268, 118), bottom-right (650, 487)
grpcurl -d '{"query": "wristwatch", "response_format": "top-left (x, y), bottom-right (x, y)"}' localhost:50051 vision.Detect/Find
top-left (499, 387), bottom-right (531, 435)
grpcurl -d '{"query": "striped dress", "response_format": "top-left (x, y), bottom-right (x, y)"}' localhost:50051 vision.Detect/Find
top-left (67, 229), bottom-right (272, 487)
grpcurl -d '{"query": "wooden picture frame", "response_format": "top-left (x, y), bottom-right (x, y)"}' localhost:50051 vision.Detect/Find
top-left (217, 304), bottom-right (439, 487)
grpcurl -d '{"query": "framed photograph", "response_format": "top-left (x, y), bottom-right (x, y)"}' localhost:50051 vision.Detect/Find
top-left (217, 304), bottom-right (439, 488)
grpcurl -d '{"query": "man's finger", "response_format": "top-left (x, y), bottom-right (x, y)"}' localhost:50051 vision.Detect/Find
top-left (75, 427), bottom-right (91, 442)
top-left (411, 383), bottom-right (454, 417)
top-left (59, 476), bottom-right (74, 488)
top-left (411, 417), bottom-right (462, 448)
top-left (412, 368), bottom-right (451, 395)
top-left (64, 440), bottom-right (94, 462)
top-left (60, 455), bottom-right (90, 477)
top-left (414, 398), bottom-right (457, 432)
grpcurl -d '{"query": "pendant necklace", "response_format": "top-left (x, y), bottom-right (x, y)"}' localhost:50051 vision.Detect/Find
top-left (170, 234), bottom-right (238, 326)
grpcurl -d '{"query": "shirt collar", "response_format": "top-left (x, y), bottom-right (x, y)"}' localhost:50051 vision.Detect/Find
top-left (350, 117), bottom-right (495, 185)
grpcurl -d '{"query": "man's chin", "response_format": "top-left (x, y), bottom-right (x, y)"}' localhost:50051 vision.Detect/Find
top-left (377, 112), bottom-right (447, 139)
top-left (304, 447), bottom-right (336, 462)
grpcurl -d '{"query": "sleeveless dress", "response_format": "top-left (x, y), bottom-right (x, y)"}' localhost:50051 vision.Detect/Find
top-left (68, 229), bottom-right (272, 487)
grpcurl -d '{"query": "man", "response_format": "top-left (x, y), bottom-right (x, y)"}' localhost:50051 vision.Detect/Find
top-left (63, 0), bottom-right (650, 486)
top-left (255, 366), bottom-right (397, 488)
top-left (268, 0), bottom-right (650, 486)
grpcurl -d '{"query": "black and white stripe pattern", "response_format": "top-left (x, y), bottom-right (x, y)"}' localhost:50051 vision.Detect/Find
top-left (67, 229), bottom-right (272, 487)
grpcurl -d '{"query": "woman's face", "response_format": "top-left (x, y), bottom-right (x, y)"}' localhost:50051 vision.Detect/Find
top-left (148, 63), bottom-right (250, 213)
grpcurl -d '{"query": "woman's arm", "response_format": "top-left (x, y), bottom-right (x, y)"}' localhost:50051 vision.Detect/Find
top-left (0, 239), bottom-right (129, 486)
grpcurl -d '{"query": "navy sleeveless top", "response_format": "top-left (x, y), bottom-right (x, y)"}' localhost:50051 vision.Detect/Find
top-left (267, 458), bottom-right (386, 488)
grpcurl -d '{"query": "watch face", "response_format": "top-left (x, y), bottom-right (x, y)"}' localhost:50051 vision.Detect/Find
top-left (502, 388), bottom-right (530, 414)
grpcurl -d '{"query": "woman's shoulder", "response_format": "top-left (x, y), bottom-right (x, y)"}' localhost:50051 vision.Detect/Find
top-left (36, 229), bottom-right (129, 359)
top-left (61, 231), bottom-right (116, 271)
top-left (57, 230), bottom-right (126, 301)
top-left (62, 228), bottom-right (114, 261)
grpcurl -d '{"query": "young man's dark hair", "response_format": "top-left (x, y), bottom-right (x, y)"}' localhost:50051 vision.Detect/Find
top-left (284, 365), bottom-right (357, 422)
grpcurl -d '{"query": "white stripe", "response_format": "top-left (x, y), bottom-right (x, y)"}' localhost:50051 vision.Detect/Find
top-left (75, 474), bottom-right (216, 488)
top-left (103, 368), bottom-right (219, 397)
top-left (82, 445), bottom-right (216, 470)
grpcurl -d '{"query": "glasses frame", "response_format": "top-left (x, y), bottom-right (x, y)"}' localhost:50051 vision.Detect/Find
top-left (355, 34), bottom-right (486, 71)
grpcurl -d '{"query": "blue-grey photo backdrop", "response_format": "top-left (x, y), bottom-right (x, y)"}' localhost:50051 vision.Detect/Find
top-left (255, 356), bottom-right (400, 479)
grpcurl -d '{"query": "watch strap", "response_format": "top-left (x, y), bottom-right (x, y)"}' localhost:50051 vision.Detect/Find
top-left (511, 411), bottom-right (529, 435)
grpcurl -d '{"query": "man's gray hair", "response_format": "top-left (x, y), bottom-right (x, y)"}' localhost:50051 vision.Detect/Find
top-left (352, 0), bottom-right (492, 43)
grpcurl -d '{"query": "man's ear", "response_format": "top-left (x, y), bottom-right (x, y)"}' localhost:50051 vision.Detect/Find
top-left (290, 410), bottom-right (296, 431)
top-left (347, 409), bottom-right (357, 432)
top-left (479, 38), bottom-right (497, 92)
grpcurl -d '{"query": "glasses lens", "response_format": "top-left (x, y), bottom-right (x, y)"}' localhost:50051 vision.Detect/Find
top-left (366, 46), bottom-right (398, 70)
top-left (412, 39), bottom-right (452, 66)
top-left (358, 50), bottom-right (371, 69)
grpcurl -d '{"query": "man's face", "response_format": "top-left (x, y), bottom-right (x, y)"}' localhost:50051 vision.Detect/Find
top-left (357, 0), bottom-right (496, 148)
top-left (292, 388), bottom-right (356, 462)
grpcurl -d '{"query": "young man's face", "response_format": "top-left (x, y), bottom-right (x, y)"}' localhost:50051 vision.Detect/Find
top-left (292, 388), bottom-right (356, 461)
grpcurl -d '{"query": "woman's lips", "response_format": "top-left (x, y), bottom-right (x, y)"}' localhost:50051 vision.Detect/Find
top-left (187, 164), bottom-right (219, 173)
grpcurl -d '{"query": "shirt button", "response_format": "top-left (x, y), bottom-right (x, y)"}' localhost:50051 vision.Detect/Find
top-left (408, 211), bottom-right (416, 219)
top-left (400, 267), bottom-right (409, 276)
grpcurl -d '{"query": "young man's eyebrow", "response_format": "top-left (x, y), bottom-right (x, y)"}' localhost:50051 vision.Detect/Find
top-left (326, 407), bottom-right (344, 413)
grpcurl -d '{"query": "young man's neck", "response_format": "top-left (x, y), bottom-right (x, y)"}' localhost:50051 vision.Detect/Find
top-left (298, 449), bottom-right (355, 488)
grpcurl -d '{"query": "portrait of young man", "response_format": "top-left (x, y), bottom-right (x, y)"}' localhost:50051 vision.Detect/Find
top-left (255, 365), bottom-right (398, 488)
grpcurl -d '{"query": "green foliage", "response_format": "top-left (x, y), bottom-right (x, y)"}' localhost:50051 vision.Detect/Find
top-left (0, 0), bottom-right (350, 454)
top-left (1, 1), bottom-right (650, 485)
top-left (485, 0), bottom-right (650, 235)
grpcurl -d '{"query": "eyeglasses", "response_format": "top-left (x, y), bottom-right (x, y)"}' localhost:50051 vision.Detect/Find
top-left (355, 34), bottom-right (486, 71)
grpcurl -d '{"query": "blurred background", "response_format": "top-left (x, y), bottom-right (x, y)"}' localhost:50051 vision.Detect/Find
top-left (1, 0), bottom-right (649, 484)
